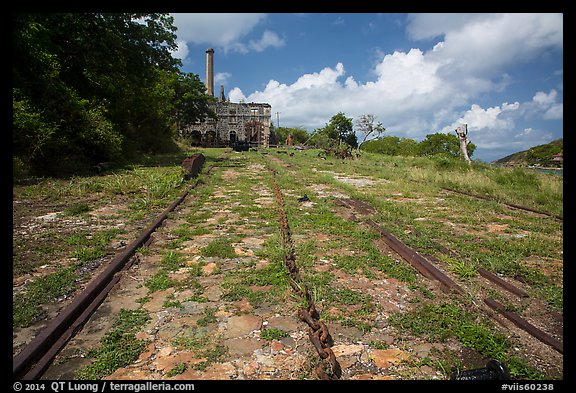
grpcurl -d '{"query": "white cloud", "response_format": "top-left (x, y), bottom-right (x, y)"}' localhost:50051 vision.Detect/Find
top-left (249, 30), bottom-right (285, 52)
top-left (529, 90), bottom-right (563, 120)
top-left (510, 89), bottom-right (564, 121)
top-left (533, 90), bottom-right (557, 106)
top-left (222, 13), bottom-right (562, 160)
top-left (406, 13), bottom-right (495, 41)
top-left (170, 40), bottom-right (189, 61)
top-left (446, 103), bottom-right (516, 133)
top-left (412, 13), bottom-right (563, 84)
top-left (214, 72), bottom-right (232, 86)
top-left (438, 95), bottom-right (560, 161)
top-left (228, 87), bottom-right (246, 103)
top-left (229, 30), bottom-right (286, 54)
top-left (171, 13), bottom-right (265, 46)
top-left (171, 14), bottom-right (283, 55)
top-left (544, 103), bottom-right (563, 120)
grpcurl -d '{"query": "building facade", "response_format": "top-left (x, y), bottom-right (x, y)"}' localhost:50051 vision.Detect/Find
top-left (180, 49), bottom-right (272, 148)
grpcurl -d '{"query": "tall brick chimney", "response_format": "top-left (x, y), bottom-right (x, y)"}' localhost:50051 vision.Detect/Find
top-left (205, 48), bottom-right (214, 97)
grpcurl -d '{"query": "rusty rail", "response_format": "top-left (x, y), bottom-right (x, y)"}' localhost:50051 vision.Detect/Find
top-left (441, 187), bottom-right (562, 221)
top-left (478, 268), bottom-right (529, 298)
top-left (437, 245), bottom-right (530, 298)
top-left (13, 154), bottom-right (207, 380)
top-left (271, 176), bottom-right (342, 380)
top-left (365, 219), bottom-right (464, 294)
top-left (484, 298), bottom-right (563, 353)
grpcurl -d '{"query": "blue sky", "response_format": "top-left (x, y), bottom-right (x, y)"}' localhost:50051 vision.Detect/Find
top-left (169, 13), bottom-right (563, 162)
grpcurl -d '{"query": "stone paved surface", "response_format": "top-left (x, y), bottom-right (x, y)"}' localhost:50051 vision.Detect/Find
top-left (42, 152), bottom-right (451, 381)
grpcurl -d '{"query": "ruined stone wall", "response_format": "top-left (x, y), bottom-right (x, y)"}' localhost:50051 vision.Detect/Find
top-left (182, 101), bottom-right (271, 147)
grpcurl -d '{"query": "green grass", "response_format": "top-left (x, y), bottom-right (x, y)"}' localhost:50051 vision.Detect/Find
top-left (13, 228), bottom-right (123, 328)
top-left (200, 236), bottom-right (240, 258)
top-left (196, 307), bottom-right (218, 327)
top-left (75, 308), bottom-right (150, 380)
top-left (171, 330), bottom-right (228, 371)
top-left (388, 302), bottom-right (545, 379)
top-left (63, 202), bottom-right (92, 216)
top-left (260, 327), bottom-right (289, 340)
top-left (144, 250), bottom-right (185, 292)
top-left (166, 363), bottom-right (187, 377)
top-left (13, 147), bottom-right (562, 379)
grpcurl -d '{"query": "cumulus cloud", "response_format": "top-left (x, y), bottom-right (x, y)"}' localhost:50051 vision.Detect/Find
top-left (171, 13), bottom-right (284, 55)
top-left (170, 39), bottom-right (189, 60)
top-left (530, 90), bottom-right (563, 120)
top-left (214, 72), bottom-right (232, 86)
top-left (172, 13), bottom-right (265, 46)
top-left (225, 14), bottom-right (561, 157)
top-left (231, 30), bottom-right (286, 54)
top-left (410, 13), bottom-right (563, 78)
top-left (439, 91), bottom-right (561, 161)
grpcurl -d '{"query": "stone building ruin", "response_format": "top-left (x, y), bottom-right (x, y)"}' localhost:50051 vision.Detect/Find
top-left (181, 48), bottom-right (272, 148)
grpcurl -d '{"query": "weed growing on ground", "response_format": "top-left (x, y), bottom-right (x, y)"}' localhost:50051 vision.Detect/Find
top-left (75, 308), bottom-right (150, 380)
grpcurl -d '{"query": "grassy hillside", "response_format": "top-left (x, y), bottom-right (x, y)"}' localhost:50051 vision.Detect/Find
top-left (13, 147), bottom-right (563, 379)
top-left (492, 139), bottom-right (563, 167)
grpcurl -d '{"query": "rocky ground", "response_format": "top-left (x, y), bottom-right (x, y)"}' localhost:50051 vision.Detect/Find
top-left (13, 149), bottom-right (563, 381)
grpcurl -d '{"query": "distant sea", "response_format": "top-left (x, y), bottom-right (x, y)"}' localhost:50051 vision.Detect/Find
top-left (529, 168), bottom-right (563, 176)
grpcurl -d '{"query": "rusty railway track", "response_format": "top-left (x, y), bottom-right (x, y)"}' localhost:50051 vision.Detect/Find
top-left (334, 196), bottom-right (563, 355)
top-left (13, 154), bottom-right (208, 380)
top-left (441, 187), bottom-right (563, 221)
top-left (13, 152), bottom-right (562, 380)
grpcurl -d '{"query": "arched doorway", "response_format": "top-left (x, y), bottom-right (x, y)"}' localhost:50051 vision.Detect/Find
top-left (245, 121), bottom-right (262, 146)
top-left (189, 130), bottom-right (202, 147)
top-left (205, 131), bottom-right (217, 147)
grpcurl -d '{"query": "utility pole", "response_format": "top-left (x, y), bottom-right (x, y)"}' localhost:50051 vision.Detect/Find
top-left (276, 112), bottom-right (281, 129)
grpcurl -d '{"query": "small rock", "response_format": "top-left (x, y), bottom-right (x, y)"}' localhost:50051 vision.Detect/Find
top-left (370, 348), bottom-right (410, 369)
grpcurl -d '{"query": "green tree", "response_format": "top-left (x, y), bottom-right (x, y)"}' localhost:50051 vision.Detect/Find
top-left (330, 112), bottom-right (357, 147)
top-left (355, 114), bottom-right (386, 152)
top-left (309, 112), bottom-right (356, 148)
top-left (361, 135), bottom-right (401, 155)
top-left (274, 127), bottom-right (309, 145)
top-left (361, 135), bottom-right (419, 157)
top-left (397, 138), bottom-right (419, 156)
top-left (418, 132), bottom-right (476, 159)
top-left (173, 72), bottom-right (216, 130)
top-left (307, 128), bottom-right (337, 149)
top-left (13, 13), bottom-right (213, 176)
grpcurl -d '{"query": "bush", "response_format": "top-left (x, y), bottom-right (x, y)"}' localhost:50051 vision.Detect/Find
top-left (433, 154), bottom-right (470, 171)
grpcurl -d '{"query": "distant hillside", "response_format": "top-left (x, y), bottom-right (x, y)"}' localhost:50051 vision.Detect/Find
top-left (492, 138), bottom-right (563, 167)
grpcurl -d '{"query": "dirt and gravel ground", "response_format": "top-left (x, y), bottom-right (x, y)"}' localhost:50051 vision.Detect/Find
top-left (12, 149), bottom-right (563, 381)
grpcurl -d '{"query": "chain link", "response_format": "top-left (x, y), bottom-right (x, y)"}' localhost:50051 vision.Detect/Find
top-left (271, 176), bottom-right (342, 380)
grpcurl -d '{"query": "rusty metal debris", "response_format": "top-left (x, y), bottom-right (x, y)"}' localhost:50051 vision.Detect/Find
top-left (271, 176), bottom-right (342, 380)
top-left (334, 197), bottom-right (376, 216)
top-left (181, 153), bottom-right (206, 180)
top-left (437, 245), bottom-right (530, 298)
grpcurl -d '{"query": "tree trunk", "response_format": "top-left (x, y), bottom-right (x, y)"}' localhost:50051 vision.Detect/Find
top-left (455, 124), bottom-right (471, 165)
top-left (459, 138), bottom-right (471, 164)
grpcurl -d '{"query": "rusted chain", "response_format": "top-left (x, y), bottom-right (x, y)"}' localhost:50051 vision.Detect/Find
top-left (270, 176), bottom-right (342, 380)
